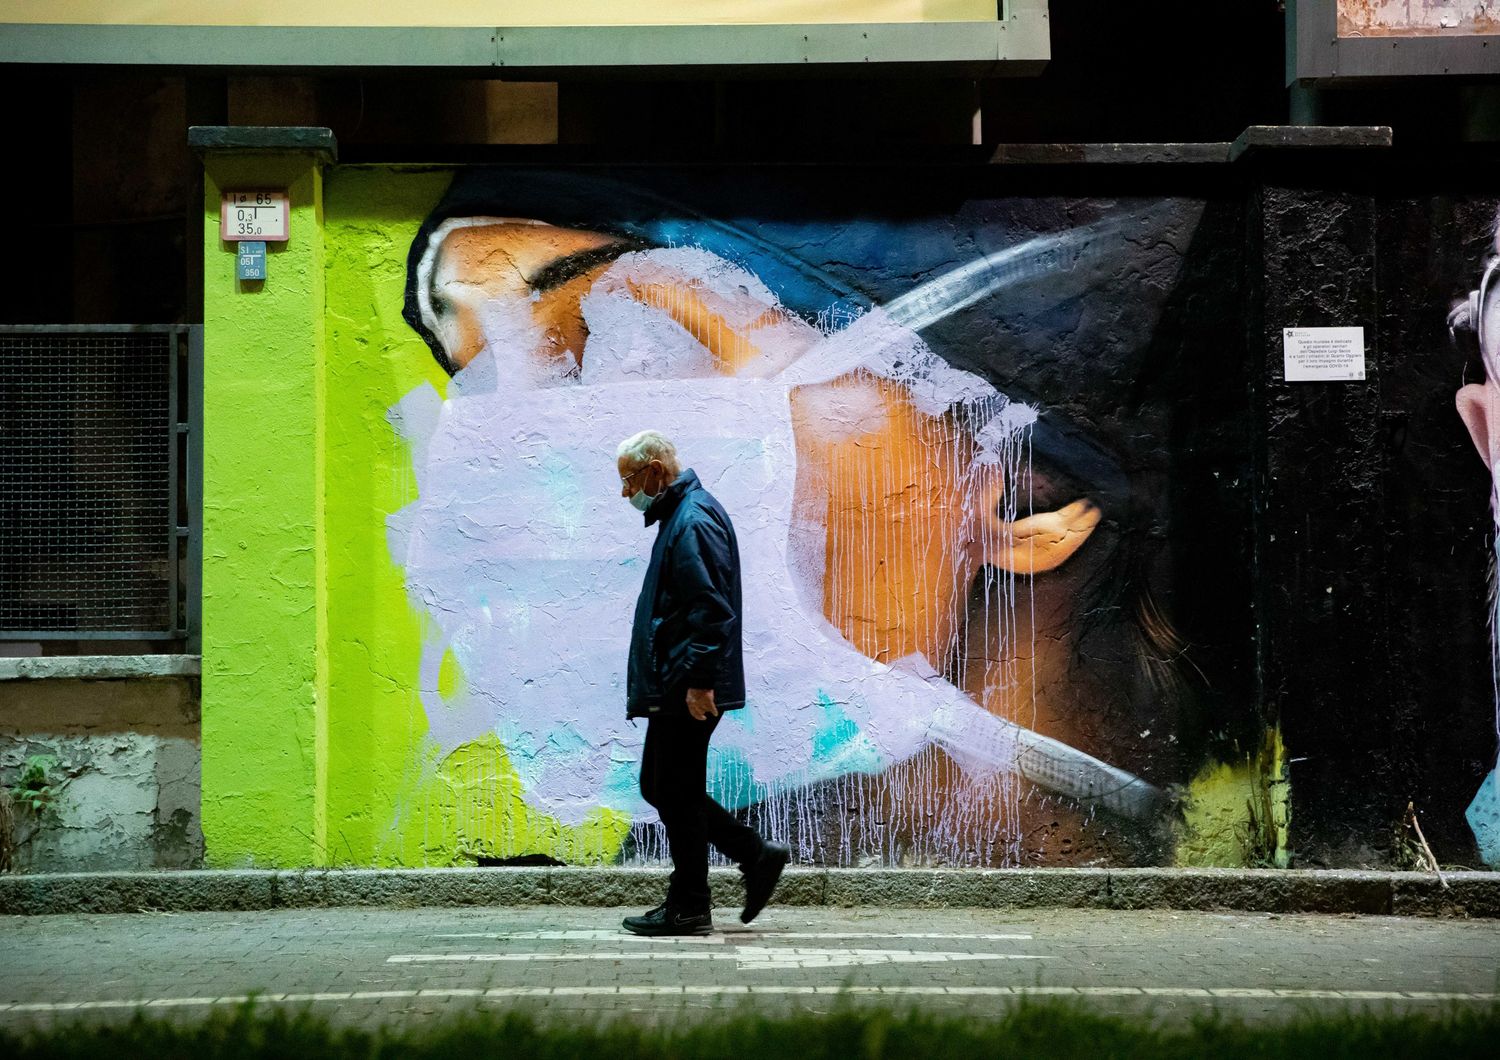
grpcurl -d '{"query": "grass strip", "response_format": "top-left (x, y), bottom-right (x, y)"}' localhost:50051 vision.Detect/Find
top-left (3, 998), bottom-right (1498, 1059)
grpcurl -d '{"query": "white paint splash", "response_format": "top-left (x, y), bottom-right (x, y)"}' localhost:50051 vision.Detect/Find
top-left (390, 238), bottom-right (1163, 864)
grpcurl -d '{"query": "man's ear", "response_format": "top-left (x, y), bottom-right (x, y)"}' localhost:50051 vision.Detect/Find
top-left (974, 498), bottom-right (1103, 575)
top-left (1457, 383), bottom-right (1496, 473)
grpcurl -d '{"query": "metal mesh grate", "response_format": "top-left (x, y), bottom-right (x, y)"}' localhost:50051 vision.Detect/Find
top-left (0, 330), bottom-right (177, 635)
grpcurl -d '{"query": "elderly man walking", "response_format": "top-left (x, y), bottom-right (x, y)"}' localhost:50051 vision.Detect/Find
top-left (616, 429), bottom-right (790, 936)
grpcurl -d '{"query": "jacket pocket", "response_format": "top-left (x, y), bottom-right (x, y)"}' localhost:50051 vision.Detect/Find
top-left (653, 613), bottom-right (699, 691)
top-left (647, 616), bottom-right (665, 675)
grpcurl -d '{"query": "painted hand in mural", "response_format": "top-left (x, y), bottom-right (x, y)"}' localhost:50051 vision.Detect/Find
top-left (391, 202), bottom-right (1170, 866)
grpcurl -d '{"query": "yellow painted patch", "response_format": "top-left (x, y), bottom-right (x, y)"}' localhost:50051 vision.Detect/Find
top-left (437, 647), bottom-right (466, 702)
top-left (380, 733), bottom-right (632, 866)
top-left (1175, 727), bottom-right (1290, 868)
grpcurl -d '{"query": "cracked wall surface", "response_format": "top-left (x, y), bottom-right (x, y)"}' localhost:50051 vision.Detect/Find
top-left (0, 677), bottom-right (202, 872)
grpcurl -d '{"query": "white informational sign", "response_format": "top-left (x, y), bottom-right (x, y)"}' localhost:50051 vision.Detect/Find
top-left (220, 190), bottom-right (289, 242)
top-left (1283, 326), bottom-right (1366, 382)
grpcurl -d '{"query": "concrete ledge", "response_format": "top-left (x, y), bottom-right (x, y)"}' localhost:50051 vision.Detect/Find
top-left (189, 126), bottom-right (337, 162)
top-left (1104, 868), bottom-right (1395, 915)
top-left (986, 143), bottom-right (1232, 166)
top-left (1392, 872), bottom-right (1500, 919)
top-left (0, 655), bottom-right (201, 681)
top-left (2, 867), bottom-right (1495, 918)
top-left (1228, 125), bottom-right (1393, 162)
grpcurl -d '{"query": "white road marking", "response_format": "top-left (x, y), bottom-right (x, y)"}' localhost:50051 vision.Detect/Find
top-left (388, 948), bottom-right (1049, 970)
top-left (735, 948), bottom-right (1046, 970)
top-left (428, 931), bottom-right (1034, 943)
top-left (391, 952), bottom-right (718, 963)
top-left (3, 987), bottom-right (1496, 1015)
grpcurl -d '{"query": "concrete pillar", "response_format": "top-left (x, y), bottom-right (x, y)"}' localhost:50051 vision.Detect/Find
top-left (190, 127), bottom-right (336, 867)
top-left (1238, 127), bottom-right (1395, 865)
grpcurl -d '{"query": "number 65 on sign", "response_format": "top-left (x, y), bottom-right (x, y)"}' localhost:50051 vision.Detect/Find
top-left (220, 190), bottom-right (289, 242)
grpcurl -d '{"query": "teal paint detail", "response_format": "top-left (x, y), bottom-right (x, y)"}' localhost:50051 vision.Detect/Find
top-left (1467, 765), bottom-right (1500, 867)
top-left (812, 691), bottom-right (860, 760)
top-left (495, 719), bottom-right (542, 777)
top-left (540, 452), bottom-right (585, 540)
top-left (708, 745), bottom-right (761, 811)
top-left (544, 725), bottom-right (592, 760)
top-left (812, 691), bottom-right (886, 776)
top-left (602, 754), bottom-right (641, 810)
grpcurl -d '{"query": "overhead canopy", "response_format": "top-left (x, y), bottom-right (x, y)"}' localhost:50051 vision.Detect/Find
top-left (0, 0), bottom-right (1049, 74)
top-left (5, 0), bottom-right (997, 26)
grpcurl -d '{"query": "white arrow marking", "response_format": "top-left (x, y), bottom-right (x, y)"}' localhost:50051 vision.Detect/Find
top-left (427, 930), bottom-right (1032, 943)
top-left (388, 948), bottom-right (1047, 970)
top-left (732, 948), bottom-right (1047, 970)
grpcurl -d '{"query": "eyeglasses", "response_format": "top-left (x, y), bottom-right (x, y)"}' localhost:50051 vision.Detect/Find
top-left (1478, 258), bottom-right (1499, 352)
top-left (1457, 257), bottom-right (1500, 353)
top-left (620, 465), bottom-right (652, 490)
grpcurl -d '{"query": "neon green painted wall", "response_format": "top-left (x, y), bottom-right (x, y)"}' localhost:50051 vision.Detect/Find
top-left (201, 160), bottom-right (633, 867)
top-left (321, 165), bottom-right (450, 865)
top-left (320, 166), bottom-right (630, 866)
top-left (200, 153), bottom-right (326, 867)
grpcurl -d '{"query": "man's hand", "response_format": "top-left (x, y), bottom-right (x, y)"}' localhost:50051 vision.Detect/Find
top-left (686, 688), bottom-right (719, 721)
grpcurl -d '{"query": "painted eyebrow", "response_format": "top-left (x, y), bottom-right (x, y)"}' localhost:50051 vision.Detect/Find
top-left (527, 239), bottom-right (648, 292)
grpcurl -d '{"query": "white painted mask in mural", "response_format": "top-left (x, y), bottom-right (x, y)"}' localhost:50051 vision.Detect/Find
top-left (391, 239), bottom-right (1164, 838)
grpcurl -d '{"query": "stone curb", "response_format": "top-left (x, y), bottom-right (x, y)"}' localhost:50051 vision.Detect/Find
top-left (1, 867), bottom-right (1495, 918)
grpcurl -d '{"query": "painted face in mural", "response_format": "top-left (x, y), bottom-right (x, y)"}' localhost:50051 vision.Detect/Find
top-left (392, 203), bottom-right (1173, 865)
top-left (1449, 219), bottom-right (1500, 867)
top-left (1454, 256), bottom-right (1500, 474)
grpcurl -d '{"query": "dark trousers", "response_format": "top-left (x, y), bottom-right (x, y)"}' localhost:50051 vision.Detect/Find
top-left (639, 713), bottom-right (764, 913)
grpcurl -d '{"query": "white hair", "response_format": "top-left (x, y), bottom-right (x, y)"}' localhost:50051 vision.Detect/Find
top-left (616, 430), bottom-right (681, 474)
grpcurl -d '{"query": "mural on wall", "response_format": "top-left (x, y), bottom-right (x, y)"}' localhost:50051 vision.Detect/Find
top-left (1448, 210), bottom-right (1500, 867)
top-left (356, 169), bottom-right (1256, 869)
top-left (1338, 0), bottom-right (1498, 37)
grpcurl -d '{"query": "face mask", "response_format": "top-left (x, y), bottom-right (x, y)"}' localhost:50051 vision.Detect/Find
top-left (628, 485), bottom-right (656, 513)
top-left (389, 264), bottom-right (1159, 832)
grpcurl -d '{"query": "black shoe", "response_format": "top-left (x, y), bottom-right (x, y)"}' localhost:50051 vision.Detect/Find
top-left (622, 904), bottom-right (713, 937)
top-left (740, 843), bottom-right (791, 924)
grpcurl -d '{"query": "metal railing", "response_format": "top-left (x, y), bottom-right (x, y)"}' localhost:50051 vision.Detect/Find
top-left (0, 325), bottom-right (200, 645)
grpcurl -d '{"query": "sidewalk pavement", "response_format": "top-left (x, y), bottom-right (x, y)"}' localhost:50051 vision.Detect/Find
top-left (3, 904), bottom-right (1498, 1029)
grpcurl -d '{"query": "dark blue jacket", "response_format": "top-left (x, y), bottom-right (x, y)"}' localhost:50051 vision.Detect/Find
top-left (626, 469), bottom-right (746, 718)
